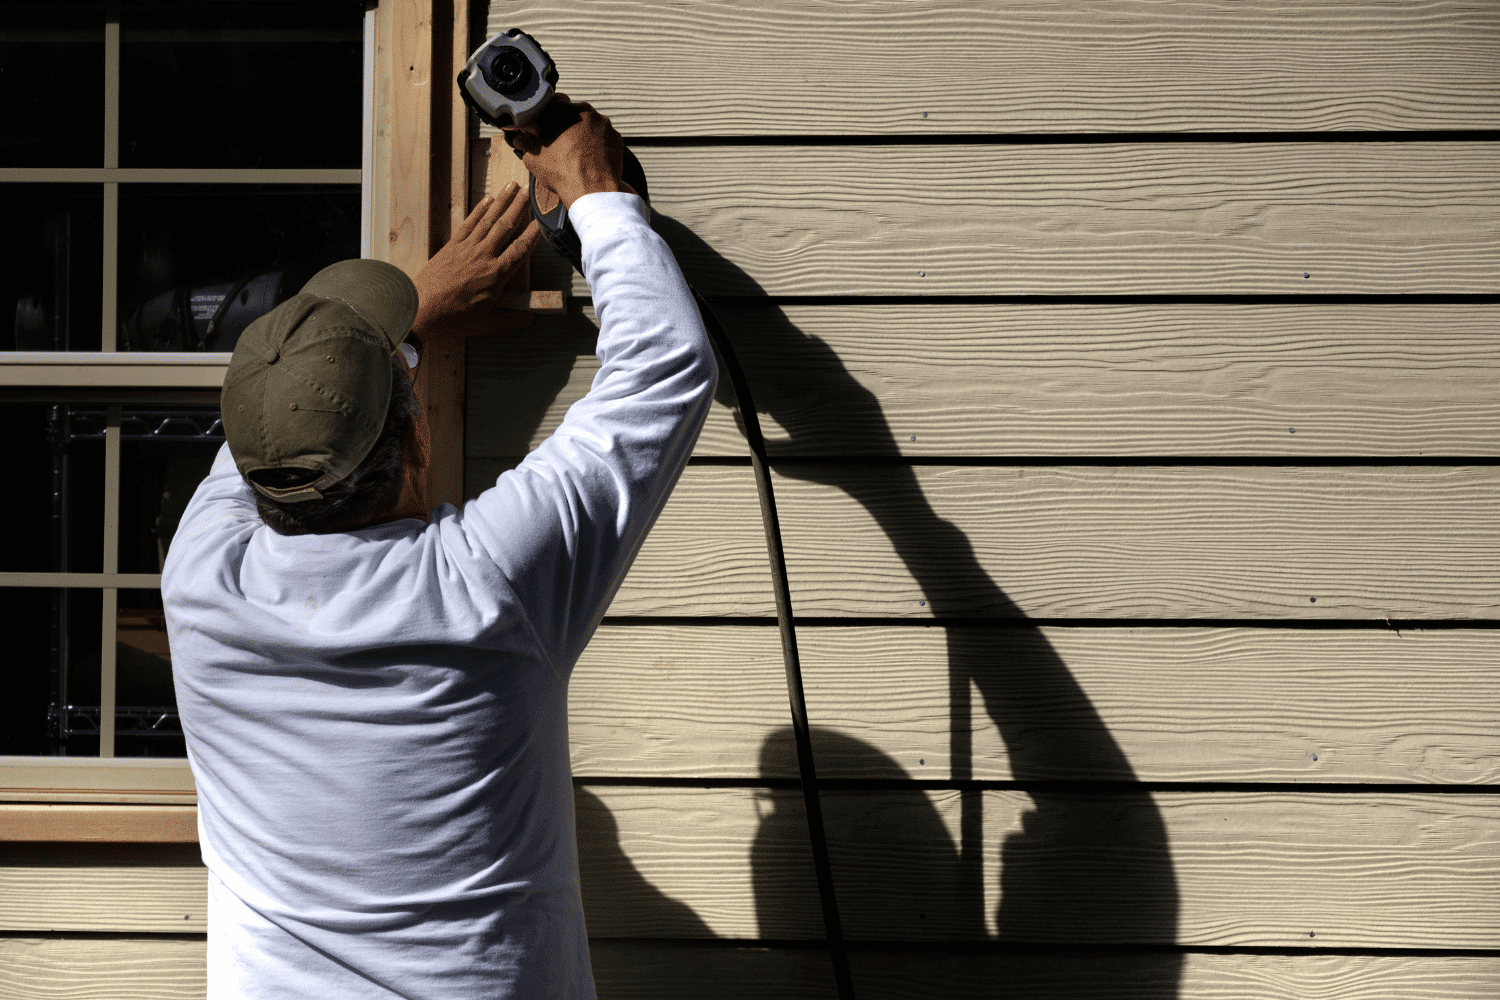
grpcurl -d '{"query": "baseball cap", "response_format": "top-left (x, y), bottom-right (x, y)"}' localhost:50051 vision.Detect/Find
top-left (220, 259), bottom-right (420, 503)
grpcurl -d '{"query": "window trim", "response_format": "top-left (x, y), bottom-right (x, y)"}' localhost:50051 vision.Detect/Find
top-left (0, 755), bottom-right (196, 805)
top-left (0, 0), bottom-right (378, 781)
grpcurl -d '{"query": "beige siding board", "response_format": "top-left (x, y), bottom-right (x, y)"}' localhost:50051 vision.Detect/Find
top-left (2, 939), bottom-right (1496, 1000)
top-left (527, 144), bottom-right (1500, 298)
top-left (469, 303), bottom-right (1500, 459)
top-left (7, 793), bottom-right (1497, 947)
top-left (590, 942), bottom-right (836, 999)
top-left (848, 952), bottom-right (1500, 1000)
top-left (0, 844), bottom-right (205, 934)
top-left (0, 936), bottom-right (206, 1000)
top-left (577, 785), bottom-right (820, 940)
top-left (590, 789), bottom-right (1500, 947)
top-left (571, 627), bottom-right (790, 779)
top-left (607, 465), bottom-right (1500, 619)
top-left (612, 467), bottom-right (770, 616)
top-left (482, 1), bottom-right (1500, 135)
top-left (566, 626), bottom-right (1500, 784)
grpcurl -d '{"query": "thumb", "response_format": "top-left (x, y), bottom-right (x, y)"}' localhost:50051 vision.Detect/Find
top-left (503, 128), bottom-right (540, 158)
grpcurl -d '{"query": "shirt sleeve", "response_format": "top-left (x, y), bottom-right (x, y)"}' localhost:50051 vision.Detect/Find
top-left (456, 191), bottom-right (717, 671)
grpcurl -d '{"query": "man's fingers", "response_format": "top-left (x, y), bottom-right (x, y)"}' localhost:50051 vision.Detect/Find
top-left (495, 220), bottom-right (544, 285)
top-left (452, 194), bottom-right (493, 243)
top-left (480, 181), bottom-right (533, 252)
top-left (469, 182), bottom-right (519, 243)
top-left (503, 128), bottom-right (540, 156)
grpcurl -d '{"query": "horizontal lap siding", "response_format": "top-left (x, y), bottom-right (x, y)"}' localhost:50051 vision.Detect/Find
top-left (569, 626), bottom-right (1500, 784)
top-left (22, 1), bottom-right (1488, 996)
top-left (483, 1), bottom-right (1500, 134)
top-left (8, 939), bottom-right (1495, 1000)
top-left (11, 793), bottom-right (1499, 947)
top-left (465, 1), bottom-right (1500, 992)
top-left (470, 303), bottom-right (1500, 459)
top-left (610, 465), bottom-right (1500, 619)
top-left (523, 144), bottom-right (1500, 297)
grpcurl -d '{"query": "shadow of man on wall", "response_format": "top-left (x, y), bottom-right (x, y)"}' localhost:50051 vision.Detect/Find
top-left (468, 205), bottom-right (1182, 996)
top-left (648, 212), bottom-right (1182, 997)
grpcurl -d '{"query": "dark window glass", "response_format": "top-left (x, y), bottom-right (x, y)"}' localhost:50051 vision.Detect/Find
top-left (121, 3), bottom-right (363, 169)
top-left (118, 405), bottom-right (222, 574)
top-left (0, 587), bottom-right (55, 755)
top-left (0, 403), bottom-right (104, 573)
top-left (115, 589), bottom-right (185, 758)
top-left (0, 586), bottom-right (104, 756)
top-left (0, 185), bottom-right (104, 352)
top-left (0, 10), bottom-right (105, 168)
top-left (118, 183), bottom-right (359, 352)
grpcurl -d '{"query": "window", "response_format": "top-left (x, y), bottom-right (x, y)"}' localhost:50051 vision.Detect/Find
top-left (0, 1), bottom-right (369, 772)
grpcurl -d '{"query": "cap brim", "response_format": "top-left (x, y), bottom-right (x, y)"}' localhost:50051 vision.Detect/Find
top-left (301, 259), bottom-right (419, 349)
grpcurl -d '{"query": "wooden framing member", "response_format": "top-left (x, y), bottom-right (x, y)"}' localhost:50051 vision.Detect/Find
top-left (371, 0), bottom-right (562, 508)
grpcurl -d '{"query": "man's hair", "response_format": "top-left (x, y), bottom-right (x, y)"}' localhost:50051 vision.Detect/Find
top-left (249, 353), bottom-right (421, 535)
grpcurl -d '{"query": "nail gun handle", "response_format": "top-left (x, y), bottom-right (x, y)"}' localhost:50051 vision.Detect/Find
top-left (527, 147), bottom-right (649, 278)
top-left (529, 175), bottom-right (584, 275)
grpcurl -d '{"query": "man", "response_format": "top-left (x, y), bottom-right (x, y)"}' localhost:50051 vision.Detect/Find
top-left (163, 101), bottom-right (715, 998)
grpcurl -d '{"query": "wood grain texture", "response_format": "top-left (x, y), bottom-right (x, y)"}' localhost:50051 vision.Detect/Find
top-left (0, 805), bottom-right (197, 842)
top-left (579, 789), bottom-right (1500, 947)
top-left (847, 951), bottom-right (1500, 1000)
top-left (831, 790), bottom-right (1500, 947)
top-left (591, 942), bottom-right (836, 1000)
top-left (0, 936), bottom-right (206, 1000)
top-left (567, 626), bottom-right (1500, 784)
top-left (0, 843), bottom-right (205, 933)
top-left (522, 144), bottom-right (1500, 297)
top-left (803, 626), bottom-right (1500, 784)
top-left (4, 938), bottom-right (1497, 1000)
top-left (577, 785), bottom-right (820, 939)
top-left (468, 303), bottom-right (1500, 459)
top-left (7, 793), bottom-right (1496, 947)
top-left (598, 465), bottom-right (1500, 620)
top-left (482, 1), bottom-right (1500, 134)
top-left (372, 0), bottom-right (434, 278)
top-left (570, 626), bottom-right (790, 779)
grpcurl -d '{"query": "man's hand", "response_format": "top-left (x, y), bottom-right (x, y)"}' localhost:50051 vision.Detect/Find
top-left (412, 182), bottom-right (541, 336)
top-left (503, 95), bottom-right (634, 209)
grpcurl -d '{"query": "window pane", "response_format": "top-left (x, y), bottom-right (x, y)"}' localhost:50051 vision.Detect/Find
top-left (0, 587), bottom-right (56, 755)
top-left (0, 404), bottom-right (104, 573)
top-left (121, 3), bottom-right (363, 169)
top-left (0, 185), bottom-right (104, 352)
top-left (118, 406), bottom-right (223, 574)
top-left (117, 183), bottom-right (359, 352)
top-left (0, 10), bottom-right (105, 168)
top-left (0, 587), bottom-right (103, 756)
top-left (116, 589), bottom-right (185, 758)
top-left (0, 586), bottom-right (188, 757)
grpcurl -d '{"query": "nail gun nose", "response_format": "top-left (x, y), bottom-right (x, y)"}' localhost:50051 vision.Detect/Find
top-left (485, 48), bottom-right (530, 95)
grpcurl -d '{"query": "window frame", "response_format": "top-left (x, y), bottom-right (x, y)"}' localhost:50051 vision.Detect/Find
top-left (0, 0), bottom-right (382, 796)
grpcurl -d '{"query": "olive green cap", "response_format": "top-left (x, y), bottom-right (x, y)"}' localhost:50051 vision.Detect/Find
top-left (221, 259), bottom-right (419, 503)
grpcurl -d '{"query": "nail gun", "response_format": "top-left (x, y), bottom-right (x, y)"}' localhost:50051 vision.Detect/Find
top-left (457, 28), bottom-right (647, 275)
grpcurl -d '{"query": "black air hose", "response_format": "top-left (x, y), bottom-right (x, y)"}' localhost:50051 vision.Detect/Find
top-left (690, 290), bottom-right (858, 1000)
top-left (533, 148), bottom-right (857, 996)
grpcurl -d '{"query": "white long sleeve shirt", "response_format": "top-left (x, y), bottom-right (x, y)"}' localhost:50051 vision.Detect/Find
top-left (163, 193), bottom-right (715, 1000)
